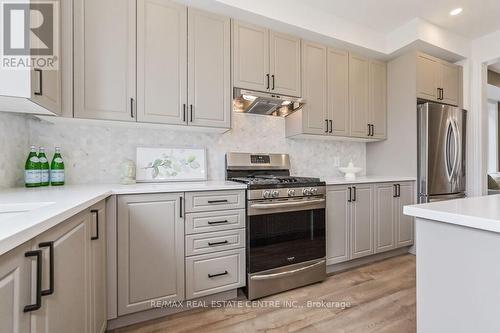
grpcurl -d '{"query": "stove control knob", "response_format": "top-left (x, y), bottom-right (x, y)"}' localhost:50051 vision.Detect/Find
top-left (302, 188), bottom-right (311, 196)
top-left (311, 188), bottom-right (318, 195)
top-left (262, 190), bottom-right (271, 198)
top-left (271, 190), bottom-right (280, 198)
top-left (287, 189), bottom-right (296, 197)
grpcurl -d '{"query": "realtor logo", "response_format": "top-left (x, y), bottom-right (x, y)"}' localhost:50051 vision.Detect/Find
top-left (1, 0), bottom-right (59, 69)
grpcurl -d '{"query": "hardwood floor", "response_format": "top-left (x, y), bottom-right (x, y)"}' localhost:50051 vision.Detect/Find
top-left (110, 254), bottom-right (416, 333)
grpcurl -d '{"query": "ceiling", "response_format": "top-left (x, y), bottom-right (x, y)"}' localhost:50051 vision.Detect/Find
top-left (301, 0), bottom-right (500, 38)
top-left (490, 63), bottom-right (500, 74)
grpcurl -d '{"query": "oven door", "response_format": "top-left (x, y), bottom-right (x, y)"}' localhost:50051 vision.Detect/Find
top-left (247, 198), bottom-right (325, 273)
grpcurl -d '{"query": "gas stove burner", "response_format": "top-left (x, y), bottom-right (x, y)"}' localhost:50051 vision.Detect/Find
top-left (230, 175), bottom-right (321, 186)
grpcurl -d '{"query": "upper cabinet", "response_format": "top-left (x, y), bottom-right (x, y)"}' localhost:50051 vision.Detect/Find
top-left (369, 60), bottom-right (387, 139)
top-left (349, 54), bottom-right (370, 138)
top-left (74, 0), bottom-right (230, 130)
top-left (299, 41), bottom-right (328, 135)
top-left (74, 0), bottom-right (136, 121)
top-left (0, 0), bottom-right (62, 116)
top-left (187, 8), bottom-right (231, 128)
top-left (327, 48), bottom-right (349, 137)
top-left (417, 53), bottom-right (461, 106)
top-left (233, 21), bottom-right (301, 97)
top-left (286, 47), bottom-right (387, 141)
top-left (136, 0), bottom-right (187, 125)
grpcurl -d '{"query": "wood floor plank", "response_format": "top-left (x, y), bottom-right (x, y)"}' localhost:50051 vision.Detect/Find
top-left (110, 254), bottom-right (416, 333)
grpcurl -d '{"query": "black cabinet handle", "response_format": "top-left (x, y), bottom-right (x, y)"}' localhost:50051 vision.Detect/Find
top-left (325, 119), bottom-right (329, 133)
top-left (182, 104), bottom-right (186, 122)
top-left (34, 69), bottom-right (43, 95)
top-left (207, 220), bottom-right (229, 225)
top-left (329, 120), bottom-right (333, 133)
top-left (208, 240), bottom-right (229, 246)
top-left (179, 197), bottom-right (183, 218)
top-left (91, 210), bottom-right (99, 241)
top-left (207, 199), bottom-right (228, 204)
top-left (266, 74), bottom-right (270, 90)
top-left (397, 184), bottom-right (401, 197)
top-left (353, 186), bottom-right (357, 202)
top-left (208, 270), bottom-right (228, 278)
top-left (348, 187), bottom-right (352, 202)
top-left (367, 124), bottom-right (371, 136)
top-left (38, 242), bottom-right (54, 296)
top-left (271, 75), bottom-right (275, 90)
top-left (190, 104), bottom-right (193, 122)
top-left (130, 98), bottom-right (134, 118)
top-left (24, 250), bottom-right (42, 312)
top-left (393, 184), bottom-right (397, 198)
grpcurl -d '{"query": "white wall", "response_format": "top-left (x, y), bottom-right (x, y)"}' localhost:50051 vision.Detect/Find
top-left (487, 101), bottom-right (498, 173)
top-left (0, 113), bottom-right (29, 188)
top-left (469, 29), bottom-right (500, 195)
top-left (23, 113), bottom-right (366, 185)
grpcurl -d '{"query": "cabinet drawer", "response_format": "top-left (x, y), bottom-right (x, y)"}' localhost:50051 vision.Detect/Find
top-left (185, 209), bottom-right (245, 234)
top-left (186, 229), bottom-right (245, 256)
top-left (185, 248), bottom-right (245, 299)
top-left (185, 190), bottom-right (245, 212)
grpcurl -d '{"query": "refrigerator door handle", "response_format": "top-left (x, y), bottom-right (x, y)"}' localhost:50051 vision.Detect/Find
top-left (444, 121), bottom-right (454, 181)
top-left (451, 119), bottom-right (461, 181)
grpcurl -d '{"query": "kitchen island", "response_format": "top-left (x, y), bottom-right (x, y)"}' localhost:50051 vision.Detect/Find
top-left (404, 195), bottom-right (500, 333)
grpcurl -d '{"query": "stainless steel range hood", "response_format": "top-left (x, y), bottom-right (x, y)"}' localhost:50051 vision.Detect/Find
top-left (233, 88), bottom-right (305, 117)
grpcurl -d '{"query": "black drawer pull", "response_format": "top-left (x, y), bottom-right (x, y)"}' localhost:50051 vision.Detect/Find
top-left (207, 199), bottom-right (228, 204)
top-left (208, 240), bottom-right (229, 246)
top-left (91, 210), bottom-right (99, 240)
top-left (24, 250), bottom-right (42, 312)
top-left (38, 241), bottom-right (54, 296)
top-left (207, 220), bottom-right (229, 225)
top-left (208, 271), bottom-right (228, 278)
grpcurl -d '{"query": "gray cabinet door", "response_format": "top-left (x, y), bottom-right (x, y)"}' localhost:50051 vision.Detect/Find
top-left (301, 41), bottom-right (328, 135)
top-left (369, 60), bottom-right (387, 139)
top-left (30, 211), bottom-right (91, 333)
top-left (90, 202), bottom-right (106, 333)
top-left (349, 53), bottom-right (370, 138)
top-left (117, 193), bottom-right (184, 315)
top-left (0, 243), bottom-right (31, 333)
top-left (74, 0), bottom-right (136, 121)
top-left (326, 186), bottom-right (351, 265)
top-left (327, 48), bottom-right (349, 137)
top-left (350, 184), bottom-right (374, 259)
top-left (232, 21), bottom-right (269, 92)
top-left (416, 54), bottom-right (440, 102)
top-left (187, 8), bottom-right (231, 128)
top-left (396, 182), bottom-right (415, 247)
top-left (374, 183), bottom-right (396, 253)
top-left (441, 62), bottom-right (460, 106)
top-left (29, 0), bottom-right (61, 115)
top-left (136, 0), bottom-right (187, 125)
top-left (269, 31), bottom-right (301, 97)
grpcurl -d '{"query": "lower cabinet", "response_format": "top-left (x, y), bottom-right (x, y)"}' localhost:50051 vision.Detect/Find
top-left (0, 242), bottom-right (32, 333)
top-left (326, 181), bottom-right (415, 265)
top-left (117, 193), bottom-right (184, 315)
top-left (0, 202), bottom-right (107, 333)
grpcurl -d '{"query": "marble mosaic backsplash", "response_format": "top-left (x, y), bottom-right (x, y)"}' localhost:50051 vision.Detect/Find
top-left (1, 112), bottom-right (366, 186)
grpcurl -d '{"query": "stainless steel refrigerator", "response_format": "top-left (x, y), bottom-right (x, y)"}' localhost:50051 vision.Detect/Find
top-left (417, 102), bottom-right (466, 203)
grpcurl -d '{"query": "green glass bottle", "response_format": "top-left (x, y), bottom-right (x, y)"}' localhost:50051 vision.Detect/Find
top-left (25, 145), bottom-right (41, 187)
top-left (38, 147), bottom-right (50, 186)
top-left (50, 147), bottom-right (65, 186)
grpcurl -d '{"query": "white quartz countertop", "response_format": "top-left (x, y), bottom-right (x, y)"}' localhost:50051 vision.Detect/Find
top-left (0, 181), bottom-right (246, 256)
top-left (404, 194), bottom-right (500, 233)
top-left (324, 176), bottom-right (416, 185)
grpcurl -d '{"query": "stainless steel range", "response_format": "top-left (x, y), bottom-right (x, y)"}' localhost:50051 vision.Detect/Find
top-left (226, 152), bottom-right (326, 300)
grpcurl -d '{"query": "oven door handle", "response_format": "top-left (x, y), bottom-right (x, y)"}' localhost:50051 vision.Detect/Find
top-left (249, 198), bottom-right (325, 209)
top-left (250, 260), bottom-right (326, 281)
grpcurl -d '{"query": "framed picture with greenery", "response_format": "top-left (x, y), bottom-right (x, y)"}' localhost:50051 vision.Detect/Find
top-left (136, 147), bottom-right (207, 182)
